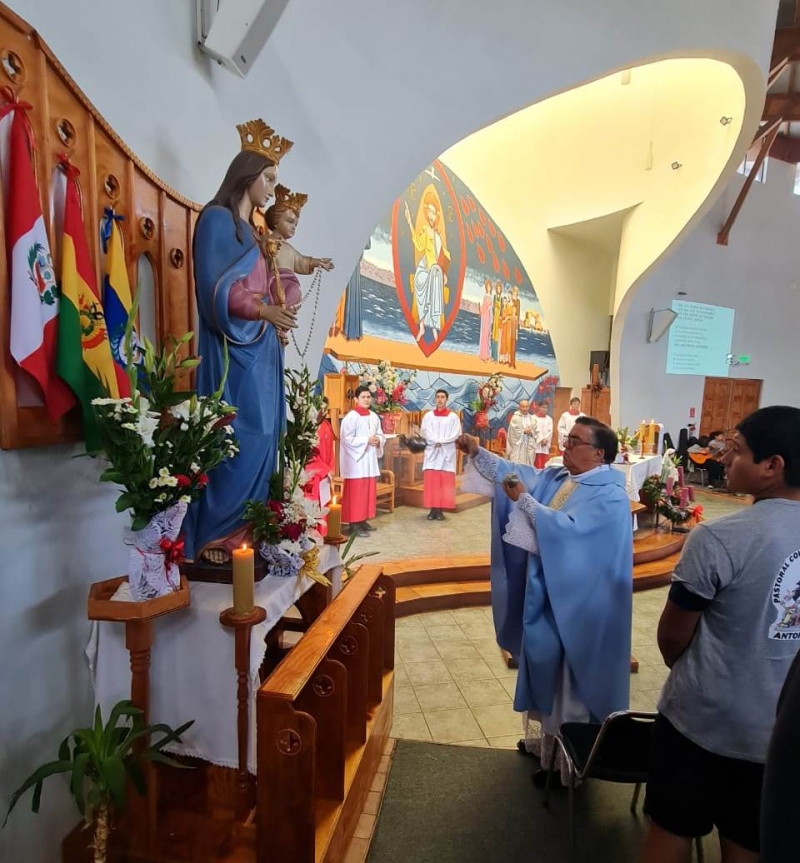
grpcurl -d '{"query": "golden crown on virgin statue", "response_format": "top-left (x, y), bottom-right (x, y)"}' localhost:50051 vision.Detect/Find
top-left (236, 119), bottom-right (293, 164)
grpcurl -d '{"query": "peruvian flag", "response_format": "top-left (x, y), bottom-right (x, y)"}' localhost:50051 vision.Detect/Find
top-left (2, 89), bottom-right (75, 421)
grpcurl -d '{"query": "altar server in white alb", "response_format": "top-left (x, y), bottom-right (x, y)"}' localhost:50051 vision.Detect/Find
top-left (340, 385), bottom-right (385, 536)
top-left (532, 402), bottom-right (554, 469)
top-left (421, 389), bottom-right (463, 521)
top-left (506, 399), bottom-right (537, 466)
top-left (557, 397), bottom-right (584, 453)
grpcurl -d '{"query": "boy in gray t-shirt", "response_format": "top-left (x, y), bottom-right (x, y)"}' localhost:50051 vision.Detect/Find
top-left (641, 406), bottom-right (800, 863)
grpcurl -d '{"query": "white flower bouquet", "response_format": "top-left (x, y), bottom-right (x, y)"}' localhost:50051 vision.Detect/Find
top-left (92, 331), bottom-right (239, 599)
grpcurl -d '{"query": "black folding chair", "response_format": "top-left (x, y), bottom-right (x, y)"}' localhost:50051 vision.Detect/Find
top-left (542, 710), bottom-right (704, 862)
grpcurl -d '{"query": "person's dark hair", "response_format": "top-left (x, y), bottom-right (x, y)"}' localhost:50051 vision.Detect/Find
top-left (736, 406), bottom-right (800, 488)
top-left (435, 389), bottom-right (448, 399)
top-left (575, 416), bottom-right (618, 464)
top-left (709, 429), bottom-right (724, 439)
top-left (203, 150), bottom-right (275, 244)
top-left (570, 397), bottom-right (581, 406)
top-left (354, 384), bottom-right (372, 398)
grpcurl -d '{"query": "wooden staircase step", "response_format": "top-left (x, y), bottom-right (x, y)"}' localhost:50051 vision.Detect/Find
top-left (395, 581), bottom-right (491, 616)
top-left (398, 481), bottom-right (489, 512)
top-left (633, 551), bottom-right (682, 591)
top-left (383, 554), bottom-right (489, 587)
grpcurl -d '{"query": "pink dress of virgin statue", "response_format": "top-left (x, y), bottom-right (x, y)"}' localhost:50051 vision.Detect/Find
top-left (479, 293), bottom-right (492, 361)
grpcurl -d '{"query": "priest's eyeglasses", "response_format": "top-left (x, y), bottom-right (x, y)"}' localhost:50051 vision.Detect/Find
top-left (565, 435), bottom-right (595, 449)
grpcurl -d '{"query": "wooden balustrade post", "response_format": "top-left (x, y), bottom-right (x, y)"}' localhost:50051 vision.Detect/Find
top-left (220, 605), bottom-right (267, 822)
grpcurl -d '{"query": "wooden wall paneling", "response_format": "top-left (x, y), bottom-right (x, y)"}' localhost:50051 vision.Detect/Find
top-left (132, 168), bottom-right (161, 342)
top-left (0, 3), bottom-right (202, 448)
top-left (0, 94), bottom-right (13, 448)
top-left (94, 124), bottom-right (133, 259)
top-left (161, 193), bottom-right (191, 346)
top-left (187, 209), bottom-right (198, 359)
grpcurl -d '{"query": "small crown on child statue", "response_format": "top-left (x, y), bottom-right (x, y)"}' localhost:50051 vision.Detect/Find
top-left (274, 183), bottom-right (309, 213)
top-left (236, 119), bottom-right (293, 164)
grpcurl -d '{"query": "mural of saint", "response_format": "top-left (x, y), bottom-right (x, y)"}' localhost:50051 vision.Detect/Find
top-left (404, 187), bottom-right (450, 342)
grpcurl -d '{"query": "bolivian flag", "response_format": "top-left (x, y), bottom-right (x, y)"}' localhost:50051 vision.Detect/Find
top-left (56, 161), bottom-right (126, 450)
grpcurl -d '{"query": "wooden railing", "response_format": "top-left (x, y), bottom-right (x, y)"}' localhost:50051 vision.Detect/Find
top-left (256, 564), bottom-right (396, 863)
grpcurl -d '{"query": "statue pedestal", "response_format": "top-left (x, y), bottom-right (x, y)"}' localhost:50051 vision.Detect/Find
top-left (181, 556), bottom-right (269, 585)
top-left (86, 575), bottom-right (191, 847)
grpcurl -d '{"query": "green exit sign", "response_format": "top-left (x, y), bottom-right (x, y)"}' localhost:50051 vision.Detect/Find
top-left (738, 355), bottom-right (751, 364)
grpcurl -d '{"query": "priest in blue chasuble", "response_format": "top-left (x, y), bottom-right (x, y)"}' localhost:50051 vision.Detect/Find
top-left (184, 120), bottom-right (300, 565)
top-left (458, 416), bottom-right (632, 783)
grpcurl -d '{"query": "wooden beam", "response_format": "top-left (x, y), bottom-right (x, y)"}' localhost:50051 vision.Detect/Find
top-left (717, 124), bottom-right (780, 246)
top-left (770, 133), bottom-right (800, 163)
top-left (752, 115), bottom-right (785, 149)
top-left (769, 56), bottom-right (790, 87)
top-left (771, 25), bottom-right (800, 68)
top-left (763, 92), bottom-right (800, 123)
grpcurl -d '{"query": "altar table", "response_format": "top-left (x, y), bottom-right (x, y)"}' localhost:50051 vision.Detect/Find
top-left (86, 544), bottom-right (343, 773)
top-left (547, 453), bottom-right (662, 502)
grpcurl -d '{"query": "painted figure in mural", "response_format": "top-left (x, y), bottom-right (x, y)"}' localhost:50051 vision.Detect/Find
top-left (184, 119), bottom-right (297, 566)
top-left (506, 399), bottom-right (537, 466)
top-left (404, 188), bottom-right (451, 342)
top-left (509, 285), bottom-right (521, 368)
top-left (491, 281), bottom-right (503, 362)
top-left (500, 293), bottom-right (515, 365)
top-left (263, 184), bottom-right (334, 308)
top-left (479, 279), bottom-right (493, 362)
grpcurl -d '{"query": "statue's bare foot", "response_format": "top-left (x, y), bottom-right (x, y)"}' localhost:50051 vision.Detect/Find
top-left (201, 547), bottom-right (231, 566)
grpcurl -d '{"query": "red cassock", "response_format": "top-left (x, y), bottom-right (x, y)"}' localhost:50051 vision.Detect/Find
top-left (339, 406), bottom-right (385, 524)
top-left (305, 420), bottom-right (335, 536)
top-left (342, 477), bottom-right (378, 523)
top-left (423, 470), bottom-right (456, 509)
top-left (421, 408), bottom-right (462, 510)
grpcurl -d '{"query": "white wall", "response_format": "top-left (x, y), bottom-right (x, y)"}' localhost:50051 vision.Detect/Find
top-left (617, 157), bottom-right (800, 437)
top-left (0, 1), bottom-right (778, 859)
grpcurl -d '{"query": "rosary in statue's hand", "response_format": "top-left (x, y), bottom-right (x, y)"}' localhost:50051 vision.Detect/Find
top-left (260, 304), bottom-right (298, 330)
top-left (314, 258), bottom-right (335, 271)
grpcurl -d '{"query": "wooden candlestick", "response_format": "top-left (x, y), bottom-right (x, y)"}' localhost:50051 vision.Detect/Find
top-left (219, 605), bottom-right (267, 821)
top-left (323, 534), bottom-right (347, 547)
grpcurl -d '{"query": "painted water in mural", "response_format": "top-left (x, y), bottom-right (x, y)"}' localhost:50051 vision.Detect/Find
top-left (323, 159), bottom-right (560, 429)
top-left (328, 160), bottom-right (558, 376)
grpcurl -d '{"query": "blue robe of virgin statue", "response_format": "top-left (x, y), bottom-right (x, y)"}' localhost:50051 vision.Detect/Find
top-left (183, 206), bottom-right (285, 561)
top-left (474, 449), bottom-right (632, 723)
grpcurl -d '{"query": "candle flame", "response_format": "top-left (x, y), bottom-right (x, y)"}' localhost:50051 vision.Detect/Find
top-left (242, 544), bottom-right (248, 551)
top-left (332, 496), bottom-right (338, 505)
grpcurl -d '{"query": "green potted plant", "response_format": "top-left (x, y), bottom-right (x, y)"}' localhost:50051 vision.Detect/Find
top-left (4, 700), bottom-right (193, 863)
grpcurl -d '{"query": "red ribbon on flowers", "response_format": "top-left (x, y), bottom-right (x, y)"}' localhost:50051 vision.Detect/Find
top-left (159, 536), bottom-right (186, 565)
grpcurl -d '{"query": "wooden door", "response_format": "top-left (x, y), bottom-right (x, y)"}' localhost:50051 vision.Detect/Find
top-left (700, 377), bottom-right (761, 436)
top-left (728, 379), bottom-right (762, 429)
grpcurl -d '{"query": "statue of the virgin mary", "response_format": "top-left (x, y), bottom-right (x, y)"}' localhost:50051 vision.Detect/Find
top-left (183, 119), bottom-right (300, 565)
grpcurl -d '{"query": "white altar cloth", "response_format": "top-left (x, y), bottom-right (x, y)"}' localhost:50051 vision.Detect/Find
top-left (547, 454), bottom-right (662, 502)
top-left (86, 544), bottom-right (343, 773)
